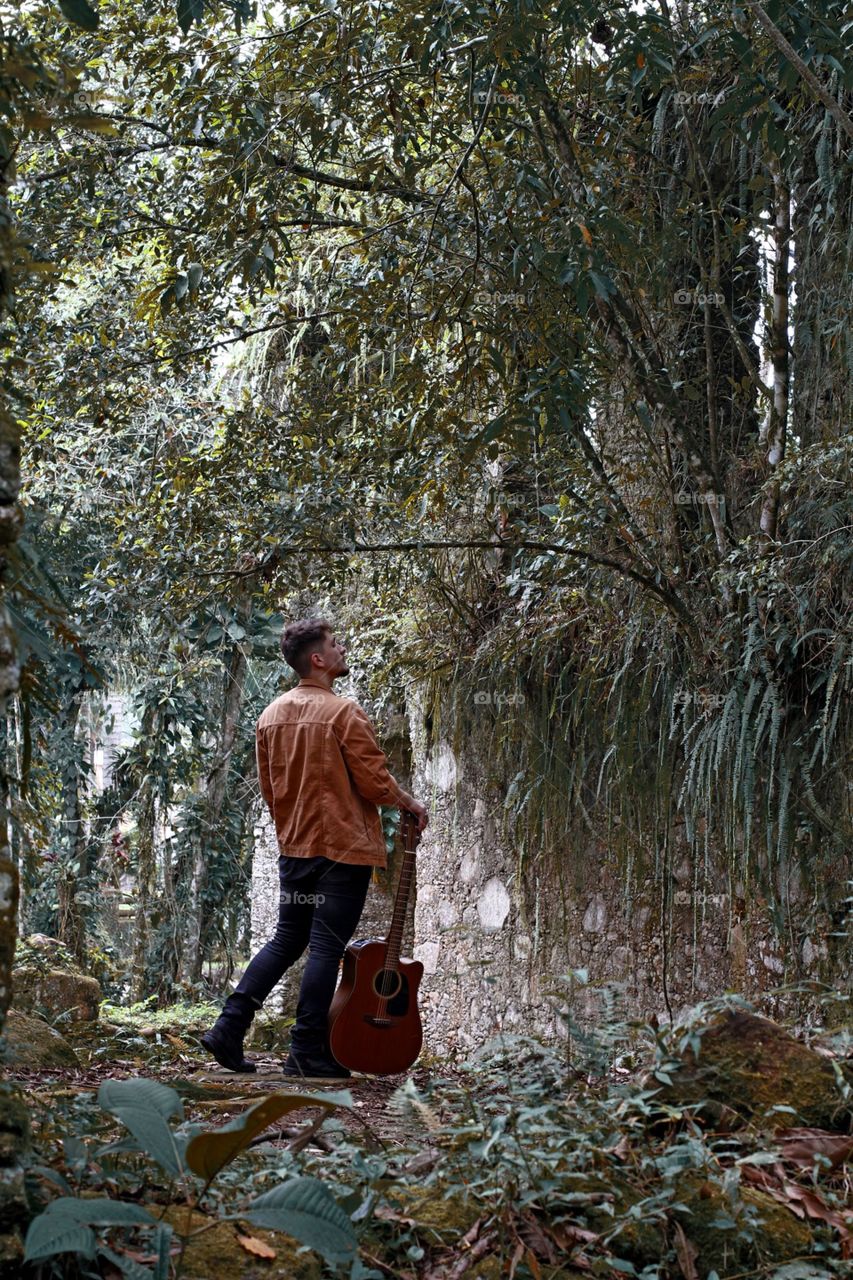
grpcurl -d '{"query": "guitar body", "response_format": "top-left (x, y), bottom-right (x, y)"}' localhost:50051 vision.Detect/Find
top-left (328, 939), bottom-right (424, 1074)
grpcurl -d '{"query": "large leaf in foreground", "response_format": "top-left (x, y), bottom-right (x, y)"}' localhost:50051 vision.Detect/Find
top-left (24, 1215), bottom-right (96, 1263)
top-left (241, 1176), bottom-right (357, 1267)
top-left (186, 1090), bottom-right (350, 1181)
top-left (98, 1079), bottom-right (186, 1175)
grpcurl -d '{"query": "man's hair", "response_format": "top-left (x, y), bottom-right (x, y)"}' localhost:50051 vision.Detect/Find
top-left (281, 617), bottom-right (334, 676)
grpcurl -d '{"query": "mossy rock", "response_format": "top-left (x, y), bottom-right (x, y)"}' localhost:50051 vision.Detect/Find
top-left (0, 1084), bottom-right (30, 1279)
top-left (246, 1014), bottom-right (294, 1052)
top-left (372, 1181), bottom-right (502, 1278)
top-left (13, 966), bottom-right (101, 1024)
top-left (598, 1170), bottom-right (815, 1274)
top-left (1, 1010), bottom-right (79, 1068)
top-left (0, 1086), bottom-right (28, 1170)
top-left (659, 1011), bottom-right (851, 1130)
top-left (158, 1205), bottom-right (323, 1278)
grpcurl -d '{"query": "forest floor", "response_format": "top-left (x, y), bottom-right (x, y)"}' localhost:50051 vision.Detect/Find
top-left (5, 996), bottom-right (853, 1280)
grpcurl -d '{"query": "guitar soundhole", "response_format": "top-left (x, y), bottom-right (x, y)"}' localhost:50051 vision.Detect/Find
top-left (372, 968), bottom-right (402, 1000)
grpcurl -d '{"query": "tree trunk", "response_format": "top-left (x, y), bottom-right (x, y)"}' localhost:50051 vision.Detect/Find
top-left (55, 692), bottom-right (89, 962)
top-left (190, 597), bottom-right (252, 983)
top-left (759, 162), bottom-right (790, 542)
top-left (0, 55), bottom-right (23, 1037)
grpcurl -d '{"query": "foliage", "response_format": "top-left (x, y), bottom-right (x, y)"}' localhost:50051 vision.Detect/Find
top-left (2, 0), bottom-right (852, 989)
top-left (24, 1076), bottom-right (366, 1277)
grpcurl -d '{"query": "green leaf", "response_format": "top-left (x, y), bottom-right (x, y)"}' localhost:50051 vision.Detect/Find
top-left (187, 263), bottom-right (203, 291)
top-left (186, 1092), bottom-right (345, 1182)
top-left (41, 1198), bottom-right (157, 1228)
top-left (24, 1214), bottom-right (96, 1263)
top-left (98, 1079), bottom-right (186, 1175)
top-left (588, 270), bottom-right (616, 298)
top-left (152, 1223), bottom-right (174, 1280)
top-left (57, 0), bottom-right (99, 30)
top-left (176, 0), bottom-right (204, 35)
top-left (242, 1176), bottom-right (357, 1267)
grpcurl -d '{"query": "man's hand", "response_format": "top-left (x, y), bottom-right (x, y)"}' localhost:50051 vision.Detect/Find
top-left (406, 800), bottom-right (429, 834)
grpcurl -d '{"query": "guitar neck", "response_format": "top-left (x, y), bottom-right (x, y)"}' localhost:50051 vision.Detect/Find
top-left (385, 810), bottom-right (419, 968)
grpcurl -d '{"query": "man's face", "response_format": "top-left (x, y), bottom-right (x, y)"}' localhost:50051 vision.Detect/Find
top-left (313, 631), bottom-right (349, 678)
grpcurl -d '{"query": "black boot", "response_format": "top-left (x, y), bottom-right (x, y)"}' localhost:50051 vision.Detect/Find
top-left (282, 1051), bottom-right (351, 1082)
top-left (199, 992), bottom-right (260, 1072)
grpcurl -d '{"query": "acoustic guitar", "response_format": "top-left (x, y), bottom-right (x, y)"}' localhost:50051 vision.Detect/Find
top-left (327, 808), bottom-right (424, 1074)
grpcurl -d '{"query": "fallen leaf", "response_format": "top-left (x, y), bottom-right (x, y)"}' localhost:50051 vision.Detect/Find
top-left (776, 1128), bottom-right (853, 1172)
top-left (508, 1240), bottom-right (525, 1280)
top-left (549, 1222), bottom-right (598, 1249)
top-left (237, 1234), bottom-right (276, 1260)
top-left (673, 1222), bottom-right (699, 1280)
top-left (525, 1248), bottom-right (542, 1280)
top-left (742, 1164), bottom-right (853, 1236)
top-left (373, 1204), bottom-right (419, 1227)
top-left (608, 1135), bottom-right (630, 1161)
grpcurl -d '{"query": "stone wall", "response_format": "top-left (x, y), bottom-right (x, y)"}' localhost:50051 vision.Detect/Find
top-left (406, 712), bottom-right (851, 1055)
top-left (251, 683), bottom-right (852, 1057)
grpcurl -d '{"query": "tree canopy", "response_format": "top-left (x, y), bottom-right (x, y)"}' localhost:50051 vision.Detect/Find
top-left (2, 0), bottom-right (851, 989)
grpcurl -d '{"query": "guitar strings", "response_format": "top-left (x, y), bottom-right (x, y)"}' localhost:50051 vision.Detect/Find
top-left (373, 809), bottom-right (417, 1025)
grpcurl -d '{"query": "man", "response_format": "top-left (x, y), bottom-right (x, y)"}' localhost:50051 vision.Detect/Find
top-left (201, 617), bottom-right (428, 1081)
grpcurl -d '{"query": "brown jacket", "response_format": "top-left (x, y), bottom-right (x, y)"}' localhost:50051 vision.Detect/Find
top-left (256, 676), bottom-right (414, 868)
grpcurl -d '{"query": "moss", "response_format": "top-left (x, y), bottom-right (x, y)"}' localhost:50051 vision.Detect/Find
top-left (392, 1180), bottom-right (482, 1236)
top-left (158, 1204), bottom-right (323, 1279)
top-left (246, 1014), bottom-right (295, 1052)
top-left (597, 1170), bottom-right (815, 1275)
top-left (661, 1011), bottom-right (851, 1130)
top-left (2, 1010), bottom-right (79, 1068)
top-left (0, 1085), bottom-right (29, 1280)
top-left (99, 998), bottom-right (223, 1033)
top-left (0, 1087), bottom-right (28, 1167)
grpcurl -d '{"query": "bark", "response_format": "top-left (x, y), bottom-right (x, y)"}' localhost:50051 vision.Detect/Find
top-left (0, 90), bottom-right (22, 1042)
top-left (130, 702), bottom-right (158, 1001)
top-left (189, 596), bottom-right (252, 983)
top-left (759, 164), bottom-right (790, 542)
top-left (55, 693), bottom-right (90, 962)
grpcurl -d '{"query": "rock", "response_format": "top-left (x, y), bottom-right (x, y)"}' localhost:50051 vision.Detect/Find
top-left (588, 1169), bottom-right (814, 1271)
top-left (13, 966), bottom-right (101, 1023)
top-left (659, 1009), bottom-right (852, 1130)
top-left (0, 1083), bottom-right (29, 1278)
top-left (2, 1010), bottom-right (79, 1068)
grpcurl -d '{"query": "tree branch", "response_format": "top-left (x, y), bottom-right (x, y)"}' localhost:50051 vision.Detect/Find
top-left (743, 0), bottom-right (853, 143)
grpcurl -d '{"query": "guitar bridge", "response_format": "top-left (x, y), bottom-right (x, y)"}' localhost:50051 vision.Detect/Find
top-left (364, 1016), bottom-right (393, 1027)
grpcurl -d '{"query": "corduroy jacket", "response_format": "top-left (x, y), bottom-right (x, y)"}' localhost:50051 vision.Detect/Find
top-left (255, 676), bottom-right (414, 868)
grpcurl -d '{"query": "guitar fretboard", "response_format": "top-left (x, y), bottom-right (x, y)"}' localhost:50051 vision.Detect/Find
top-left (384, 811), bottom-right (419, 969)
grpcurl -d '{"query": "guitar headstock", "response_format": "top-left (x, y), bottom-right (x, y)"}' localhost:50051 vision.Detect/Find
top-left (400, 809), bottom-right (421, 853)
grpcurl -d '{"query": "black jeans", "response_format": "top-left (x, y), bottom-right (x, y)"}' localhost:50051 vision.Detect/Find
top-left (234, 855), bottom-right (372, 1058)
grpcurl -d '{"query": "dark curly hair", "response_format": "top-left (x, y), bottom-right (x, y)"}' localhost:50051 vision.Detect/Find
top-left (280, 617), bottom-right (334, 676)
